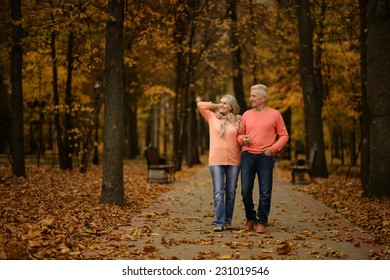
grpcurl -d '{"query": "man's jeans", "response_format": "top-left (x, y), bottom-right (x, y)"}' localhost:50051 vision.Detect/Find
top-left (240, 151), bottom-right (274, 225)
top-left (209, 165), bottom-right (240, 227)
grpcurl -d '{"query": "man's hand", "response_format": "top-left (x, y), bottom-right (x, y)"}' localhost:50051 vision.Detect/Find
top-left (263, 148), bottom-right (273, 156)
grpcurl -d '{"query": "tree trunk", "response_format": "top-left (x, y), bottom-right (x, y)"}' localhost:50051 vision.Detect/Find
top-left (249, 0), bottom-right (258, 85)
top-left (226, 0), bottom-right (247, 113)
top-left (124, 95), bottom-right (139, 159)
top-left (79, 86), bottom-right (103, 173)
top-left (281, 108), bottom-right (291, 160)
top-left (0, 70), bottom-right (11, 155)
top-left (50, 13), bottom-right (66, 169)
top-left (183, 9), bottom-right (200, 168)
top-left (359, 0), bottom-right (370, 192)
top-left (365, 0), bottom-right (390, 197)
top-left (37, 102), bottom-right (45, 166)
top-left (295, 0), bottom-right (328, 178)
top-left (172, 1), bottom-right (187, 171)
top-left (124, 73), bottom-right (139, 159)
top-left (100, 0), bottom-right (125, 206)
top-left (349, 119), bottom-right (357, 166)
top-left (64, 31), bottom-right (74, 170)
top-left (10, 0), bottom-right (25, 177)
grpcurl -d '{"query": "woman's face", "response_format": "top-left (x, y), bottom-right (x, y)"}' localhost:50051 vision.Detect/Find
top-left (218, 97), bottom-right (232, 115)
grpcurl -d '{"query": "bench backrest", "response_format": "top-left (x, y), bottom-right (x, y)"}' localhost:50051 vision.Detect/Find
top-left (145, 146), bottom-right (160, 166)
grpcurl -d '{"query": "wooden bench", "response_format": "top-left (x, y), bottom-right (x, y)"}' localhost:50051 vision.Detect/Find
top-left (291, 146), bottom-right (317, 185)
top-left (145, 146), bottom-right (176, 183)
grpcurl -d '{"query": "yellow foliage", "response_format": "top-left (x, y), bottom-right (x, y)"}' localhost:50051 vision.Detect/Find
top-left (144, 85), bottom-right (176, 105)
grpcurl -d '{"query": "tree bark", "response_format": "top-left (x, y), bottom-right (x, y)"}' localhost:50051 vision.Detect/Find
top-left (0, 69), bottom-right (11, 155)
top-left (249, 0), bottom-right (258, 85)
top-left (295, 0), bottom-right (328, 178)
top-left (124, 69), bottom-right (139, 159)
top-left (359, 0), bottom-right (370, 192)
top-left (172, 0), bottom-right (187, 171)
top-left (100, 0), bottom-right (125, 206)
top-left (365, 0), bottom-right (390, 197)
top-left (10, 0), bottom-right (25, 177)
top-left (226, 0), bottom-right (247, 113)
top-left (64, 31), bottom-right (74, 170)
top-left (183, 4), bottom-right (201, 168)
top-left (79, 86), bottom-right (103, 173)
top-left (50, 11), bottom-right (66, 170)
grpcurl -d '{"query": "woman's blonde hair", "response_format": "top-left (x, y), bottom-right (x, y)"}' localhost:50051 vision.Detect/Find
top-left (215, 95), bottom-right (241, 137)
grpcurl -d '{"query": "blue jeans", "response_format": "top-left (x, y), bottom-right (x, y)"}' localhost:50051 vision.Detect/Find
top-left (241, 151), bottom-right (274, 225)
top-left (209, 165), bottom-right (240, 227)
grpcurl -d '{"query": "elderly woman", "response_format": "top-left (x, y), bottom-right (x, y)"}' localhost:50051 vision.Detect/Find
top-left (197, 95), bottom-right (241, 232)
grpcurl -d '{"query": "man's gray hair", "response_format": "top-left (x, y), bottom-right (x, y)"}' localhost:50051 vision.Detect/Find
top-left (250, 84), bottom-right (268, 98)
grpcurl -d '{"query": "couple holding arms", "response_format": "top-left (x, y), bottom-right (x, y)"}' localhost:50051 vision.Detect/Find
top-left (197, 84), bottom-right (289, 233)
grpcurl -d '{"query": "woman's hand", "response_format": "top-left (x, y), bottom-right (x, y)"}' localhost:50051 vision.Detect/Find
top-left (242, 135), bottom-right (250, 145)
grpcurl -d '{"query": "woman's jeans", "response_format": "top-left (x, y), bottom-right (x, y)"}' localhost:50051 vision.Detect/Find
top-left (209, 165), bottom-right (240, 227)
top-left (240, 151), bottom-right (274, 225)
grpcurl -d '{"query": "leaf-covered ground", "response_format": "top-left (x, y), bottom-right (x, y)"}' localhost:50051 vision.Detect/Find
top-left (0, 160), bottom-right (200, 259)
top-left (275, 169), bottom-right (390, 247)
top-left (1, 161), bottom-right (389, 259)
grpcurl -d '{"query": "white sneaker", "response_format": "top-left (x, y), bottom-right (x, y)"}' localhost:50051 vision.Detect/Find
top-left (213, 226), bottom-right (223, 232)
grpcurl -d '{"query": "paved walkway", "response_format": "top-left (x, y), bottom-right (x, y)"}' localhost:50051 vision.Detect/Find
top-left (86, 165), bottom-right (389, 260)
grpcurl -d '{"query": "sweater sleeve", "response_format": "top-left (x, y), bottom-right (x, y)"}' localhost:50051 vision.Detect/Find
top-left (237, 112), bottom-right (247, 145)
top-left (270, 112), bottom-right (289, 153)
top-left (197, 101), bottom-right (215, 121)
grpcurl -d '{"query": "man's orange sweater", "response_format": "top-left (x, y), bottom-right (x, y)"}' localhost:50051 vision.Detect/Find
top-left (238, 108), bottom-right (289, 154)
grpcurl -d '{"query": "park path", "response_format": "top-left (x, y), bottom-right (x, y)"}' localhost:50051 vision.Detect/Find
top-left (84, 164), bottom-right (388, 260)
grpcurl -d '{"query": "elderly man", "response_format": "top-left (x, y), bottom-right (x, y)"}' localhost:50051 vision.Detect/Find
top-left (238, 84), bottom-right (289, 234)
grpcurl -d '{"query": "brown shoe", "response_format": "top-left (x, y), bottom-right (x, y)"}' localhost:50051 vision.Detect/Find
top-left (244, 220), bottom-right (254, 231)
top-left (255, 223), bottom-right (267, 234)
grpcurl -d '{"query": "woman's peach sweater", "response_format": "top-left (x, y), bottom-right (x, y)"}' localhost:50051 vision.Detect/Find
top-left (197, 102), bottom-right (241, 166)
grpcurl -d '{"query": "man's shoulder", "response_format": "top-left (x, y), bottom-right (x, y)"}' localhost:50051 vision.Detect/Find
top-left (266, 107), bottom-right (282, 115)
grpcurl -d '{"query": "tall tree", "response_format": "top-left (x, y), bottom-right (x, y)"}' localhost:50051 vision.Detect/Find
top-left (295, 0), bottom-right (328, 178)
top-left (50, 6), bottom-right (66, 170)
top-left (100, 0), bottom-right (125, 206)
top-left (0, 67), bottom-right (11, 155)
top-left (359, 0), bottom-right (370, 191)
top-left (64, 31), bottom-right (74, 170)
top-left (10, 0), bottom-right (25, 177)
top-left (172, 0), bottom-right (188, 171)
top-left (365, 0), bottom-right (390, 197)
top-left (226, 0), bottom-right (246, 113)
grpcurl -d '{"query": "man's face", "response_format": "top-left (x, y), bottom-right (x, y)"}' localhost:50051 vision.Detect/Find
top-left (249, 90), bottom-right (266, 109)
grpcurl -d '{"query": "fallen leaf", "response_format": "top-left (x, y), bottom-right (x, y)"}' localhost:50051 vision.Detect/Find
top-left (275, 242), bottom-right (295, 255)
